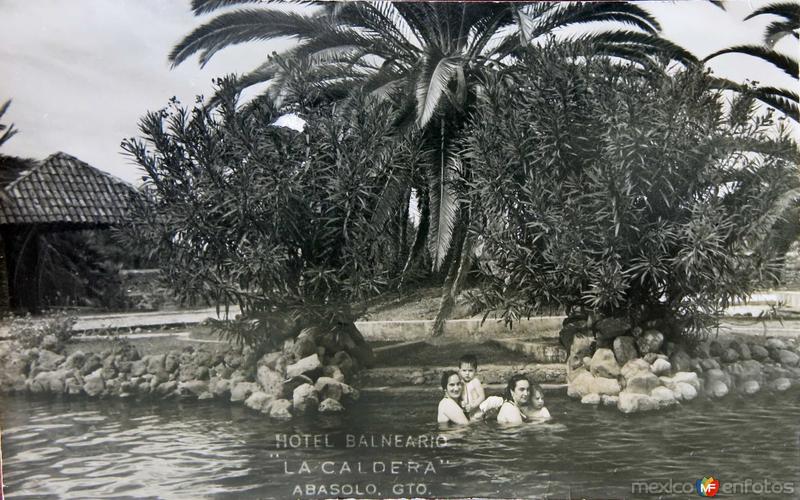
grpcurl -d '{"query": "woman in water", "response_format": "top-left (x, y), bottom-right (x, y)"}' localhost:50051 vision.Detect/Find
top-left (496, 374), bottom-right (551, 425)
top-left (437, 370), bottom-right (469, 425)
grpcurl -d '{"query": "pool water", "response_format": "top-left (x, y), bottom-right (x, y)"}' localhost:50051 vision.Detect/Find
top-left (1, 389), bottom-right (799, 499)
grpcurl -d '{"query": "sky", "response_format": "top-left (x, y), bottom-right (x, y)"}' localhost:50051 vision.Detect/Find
top-left (0, 1), bottom-right (796, 185)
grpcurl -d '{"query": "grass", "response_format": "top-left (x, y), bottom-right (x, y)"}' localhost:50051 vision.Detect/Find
top-left (374, 341), bottom-right (532, 367)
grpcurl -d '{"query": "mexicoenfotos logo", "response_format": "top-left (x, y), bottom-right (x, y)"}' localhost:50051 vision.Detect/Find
top-left (696, 476), bottom-right (720, 497)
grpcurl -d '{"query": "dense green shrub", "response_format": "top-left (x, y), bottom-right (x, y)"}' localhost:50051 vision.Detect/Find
top-left (10, 312), bottom-right (76, 349)
top-left (466, 45), bottom-right (799, 333)
top-left (122, 83), bottom-right (424, 347)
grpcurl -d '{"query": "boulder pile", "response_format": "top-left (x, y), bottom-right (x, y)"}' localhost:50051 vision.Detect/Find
top-left (0, 323), bottom-right (373, 421)
top-left (562, 316), bottom-right (800, 413)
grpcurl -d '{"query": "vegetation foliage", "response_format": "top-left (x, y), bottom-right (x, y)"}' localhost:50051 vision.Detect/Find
top-left (122, 83), bottom-right (423, 342)
top-left (463, 45), bottom-right (799, 332)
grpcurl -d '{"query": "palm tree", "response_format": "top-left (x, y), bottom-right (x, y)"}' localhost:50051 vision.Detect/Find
top-left (705, 2), bottom-right (799, 121)
top-left (170, 1), bottom-right (698, 335)
top-left (0, 100), bottom-right (17, 148)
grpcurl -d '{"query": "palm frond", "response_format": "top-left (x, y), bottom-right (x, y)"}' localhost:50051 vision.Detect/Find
top-left (0, 99), bottom-right (18, 148)
top-left (765, 20), bottom-right (800, 46)
top-left (527, 2), bottom-right (662, 39)
top-left (428, 154), bottom-right (460, 271)
top-left (705, 45), bottom-right (798, 78)
top-left (744, 2), bottom-right (800, 24)
top-left (190, 0), bottom-right (270, 15)
top-left (415, 53), bottom-right (462, 129)
top-left (170, 9), bottom-right (329, 67)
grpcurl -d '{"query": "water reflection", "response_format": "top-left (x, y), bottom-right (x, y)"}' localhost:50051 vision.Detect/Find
top-left (1, 390), bottom-right (799, 499)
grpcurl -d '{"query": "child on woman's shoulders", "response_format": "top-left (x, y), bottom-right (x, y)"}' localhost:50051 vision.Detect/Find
top-left (458, 354), bottom-right (485, 418)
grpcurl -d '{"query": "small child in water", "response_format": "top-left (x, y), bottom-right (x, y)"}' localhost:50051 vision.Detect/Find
top-left (458, 354), bottom-right (485, 417)
top-left (477, 380), bottom-right (551, 422)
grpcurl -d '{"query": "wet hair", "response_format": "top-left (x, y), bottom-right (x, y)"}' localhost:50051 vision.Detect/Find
top-left (441, 370), bottom-right (460, 390)
top-left (458, 354), bottom-right (478, 369)
top-left (503, 374), bottom-right (536, 402)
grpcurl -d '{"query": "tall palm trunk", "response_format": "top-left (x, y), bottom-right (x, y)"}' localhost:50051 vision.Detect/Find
top-left (431, 217), bottom-right (474, 337)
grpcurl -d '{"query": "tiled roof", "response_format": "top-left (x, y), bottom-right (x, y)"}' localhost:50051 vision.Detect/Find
top-left (0, 152), bottom-right (138, 226)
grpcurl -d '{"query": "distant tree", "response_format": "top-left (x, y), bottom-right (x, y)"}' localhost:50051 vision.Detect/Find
top-left (465, 45), bottom-right (799, 335)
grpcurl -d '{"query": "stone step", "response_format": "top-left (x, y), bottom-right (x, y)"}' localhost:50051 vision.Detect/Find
top-left (357, 363), bottom-right (566, 388)
top-left (489, 337), bottom-right (568, 364)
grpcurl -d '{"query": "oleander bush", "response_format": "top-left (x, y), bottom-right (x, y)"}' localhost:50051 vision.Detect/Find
top-left (465, 44), bottom-right (799, 334)
top-left (122, 81), bottom-right (426, 349)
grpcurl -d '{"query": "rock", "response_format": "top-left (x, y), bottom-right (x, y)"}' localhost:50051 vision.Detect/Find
top-left (282, 375), bottom-right (313, 399)
top-left (292, 383), bottom-right (319, 413)
top-left (650, 358), bottom-right (671, 376)
top-left (705, 368), bottom-right (731, 387)
top-left (650, 386), bottom-right (678, 407)
top-left (621, 359), bottom-right (651, 380)
top-left (672, 371), bottom-right (701, 391)
top-left (673, 382), bottom-right (698, 401)
top-left (83, 369), bottom-right (105, 396)
top-left (245, 391), bottom-right (274, 413)
top-left (594, 317), bottom-right (630, 340)
top-left (582, 356), bottom-right (592, 367)
top-left (269, 399), bottom-right (293, 420)
top-left (318, 398), bottom-right (345, 413)
top-left (65, 378), bottom-right (83, 395)
top-left (776, 350), bottom-right (800, 367)
top-left (750, 344), bottom-right (770, 361)
top-left (601, 395), bottom-right (619, 407)
top-left (708, 341), bottom-right (724, 357)
top-left (669, 350), bottom-right (692, 372)
top-left (727, 360), bottom-right (764, 386)
top-left (590, 348), bottom-right (620, 378)
top-left (721, 348), bottom-right (740, 364)
top-left (129, 359), bottom-right (147, 377)
top-left (292, 335), bottom-right (317, 360)
top-left (314, 377), bottom-right (344, 401)
top-left (156, 380), bottom-right (178, 396)
top-left (331, 351), bottom-right (355, 378)
top-left (36, 350), bottom-right (65, 372)
top-left (286, 354), bottom-right (322, 379)
top-left (567, 371), bottom-right (594, 398)
top-left (178, 364), bottom-right (198, 382)
top-left (700, 359), bottom-right (720, 371)
top-left (740, 380), bottom-right (760, 395)
top-left (636, 330), bottom-right (664, 355)
top-left (224, 352), bottom-right (244, 370)
top-left (178, 380), bottom-right (208, 397)
top-left (258, 352), bottom-right (287, 376)
top-left (567, 336), bottom-right (595, 371)
top-left (766, 338), bottom-right (787, 351)
top-left (559, 320), bottom-right (588, 353)
top-left (613, 336), bottom-right (638, 366)
top-left (581, 393), bottom-right (601, 405)
top-left (30, 370), bottom-right (67, 393)
top-left (164, 353), bottom-right (179, 373)
top-left (642, 352), bottom-right (659, 364)
top-left (626, 372), bottom-right (660, 395)
top-left (146, 354), bottom-right (166, 375)
top-left (769, 377), bottom-right (791, 391)
top-left (412, 376), bottom-right (426, 385)
top-left (230, 381), bottom-right (260, 402)
top-left (64, 351), bottom-right (86, 370)
top-left (79, 354), bottom-right (102, 375)
top-left (591, 376), bottom-right (621, 396)
top-left (321, 365), bottom-right (346, 383)
top-left (194, 350), bottom-right (212, 367)
top-left (731, 341), bottom-right (751, 360)
top-left (256, 365), bottom-right (284, 397)
top-left (209, 377), bottom-right (231, 398)
top-left (617, 391), bottom-right (659, 413)
top-left (707, 380), bottom-right (729, 398)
